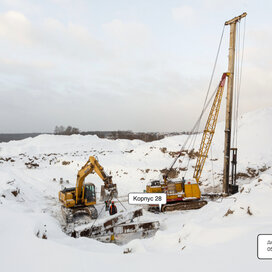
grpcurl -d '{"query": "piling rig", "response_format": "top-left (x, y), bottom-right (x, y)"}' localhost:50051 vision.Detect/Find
top-left (146, 73), bottom-right (229, 212)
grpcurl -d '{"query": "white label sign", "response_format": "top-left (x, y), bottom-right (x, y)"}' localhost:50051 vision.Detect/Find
top-left (258, 234), bottom-right (272, 259)
top-left (128, 193), bottom-right (166, 206)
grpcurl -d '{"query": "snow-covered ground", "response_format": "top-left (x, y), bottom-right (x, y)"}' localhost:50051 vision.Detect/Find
top-left (0, 107), bottom-right (272, 271)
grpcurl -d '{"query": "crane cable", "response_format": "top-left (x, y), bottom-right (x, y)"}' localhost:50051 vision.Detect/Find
top-left (232, 21), bottom-right (240, 147)
top-left (88, 195), bottom-right (126, 237)
top-left (232, 17), bottom-right (246, 148)
top-left (165, 19), bottom-right (245, 184)
top-left (89, 203), bottom-right (106, 237)
top-left (210, 144), bottom-right (214, 188)
top-left (236, 17), bottom-right (246, 148)
top-left (172, 24), bottom-right (226, 179)
top-left (167, 81), bottom-right (221, 179)
top-left (183, 84), bottom-right (219, 179)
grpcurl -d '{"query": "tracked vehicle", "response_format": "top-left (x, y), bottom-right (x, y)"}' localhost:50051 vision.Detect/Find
top-left (146, 73), bottom-right (228, 212)
top-left (59, 156), bottom-right (118, 225)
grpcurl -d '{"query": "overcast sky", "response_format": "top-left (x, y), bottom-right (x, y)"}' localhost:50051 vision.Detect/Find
top-left (0, 0), bottom-right (271, 133)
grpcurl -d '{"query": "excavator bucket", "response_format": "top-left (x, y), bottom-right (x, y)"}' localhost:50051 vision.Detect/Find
top-left (100, 184), bottom-right (118, 202)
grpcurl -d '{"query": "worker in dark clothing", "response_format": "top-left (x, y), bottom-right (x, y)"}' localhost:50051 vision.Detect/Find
top-left (109, 201), bottom-right (117, 215)
top-left (105, 200), bottom-right (110, 211)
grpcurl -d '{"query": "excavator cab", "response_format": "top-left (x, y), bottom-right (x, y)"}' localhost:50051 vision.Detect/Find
top-left (84, 183), bottom-right (96, 205)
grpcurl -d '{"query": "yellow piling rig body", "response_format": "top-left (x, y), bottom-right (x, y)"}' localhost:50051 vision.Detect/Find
top-left (146, 177), bottom-right (200, 202)
top-left (146, 73), bottom-right (228, 206)
top-left (59, 156), bottom-right (117, 208)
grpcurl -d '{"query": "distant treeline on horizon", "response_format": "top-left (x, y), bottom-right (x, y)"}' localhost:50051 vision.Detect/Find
top-left (54, 126), bottom-right (195, 142)
top-left (0, 127), bottom-right (197, 143)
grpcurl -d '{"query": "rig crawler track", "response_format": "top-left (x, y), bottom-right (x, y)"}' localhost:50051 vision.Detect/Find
top-left (161, 200), bottom-right (207, 212)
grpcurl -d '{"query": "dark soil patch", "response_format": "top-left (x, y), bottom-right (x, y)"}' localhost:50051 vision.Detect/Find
top-left (160, 168), bottom-right (180, 179)
top-left (11, 189), bottom-right (20, 197)
top-left (160, 147), bottom-right (167, 154)
top-left (125, 150), bottom-right (134, 153)
top-left (247, 206), bottom-right (253, 216)
top-left (25, 162), bottom-right (39, 169)
top-left (224, 209), bottom-right (234, 217)
top-left (62, 161), bottom-right (70, 165)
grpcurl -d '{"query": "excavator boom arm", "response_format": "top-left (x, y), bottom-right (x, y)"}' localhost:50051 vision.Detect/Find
top-left (75, 156), bottom-right (113, 203)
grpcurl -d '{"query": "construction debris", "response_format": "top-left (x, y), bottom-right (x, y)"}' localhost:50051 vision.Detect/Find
top-left (65, 208), bottom-right (160, 244)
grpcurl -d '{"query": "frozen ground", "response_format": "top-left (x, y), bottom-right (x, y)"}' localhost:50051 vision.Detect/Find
top-left (0, 107), bottom-right (272, 271)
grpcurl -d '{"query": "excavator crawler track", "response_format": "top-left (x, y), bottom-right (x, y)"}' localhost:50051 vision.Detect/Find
top-left (61, 205), bottom-right (98, 225)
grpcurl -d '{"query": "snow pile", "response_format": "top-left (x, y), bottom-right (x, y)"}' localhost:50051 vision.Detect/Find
top-left (0, 107), bottom-right (272, 271)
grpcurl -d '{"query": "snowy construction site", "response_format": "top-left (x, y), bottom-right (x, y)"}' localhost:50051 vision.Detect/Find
top-left (1, 1), bottom-right (272, 272)
top-left (1, 106), bottom-right (272, 271)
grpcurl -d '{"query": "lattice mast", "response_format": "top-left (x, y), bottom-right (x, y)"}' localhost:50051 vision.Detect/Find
top-left (193, 73), bottom-right (228, 183)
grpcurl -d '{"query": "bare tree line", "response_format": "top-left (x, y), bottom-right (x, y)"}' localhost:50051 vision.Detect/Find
top-left (53, 125), bottom-right (197, 142)
top-left (54, 126), bottom-right (80, 135)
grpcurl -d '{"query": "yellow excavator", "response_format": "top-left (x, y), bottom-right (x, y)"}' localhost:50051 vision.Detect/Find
top-left (59, 156), bottom-right (118, 224)
top-left (146, 73), bottom-right (228, 212)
